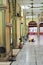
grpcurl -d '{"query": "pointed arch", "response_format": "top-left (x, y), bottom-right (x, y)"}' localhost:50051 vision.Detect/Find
top-left (39, 23), bottom-right (43, 35)
top-left (28, 21), bottom-right (37, 27)
top-left (28, 21), bottom-right (37, 35)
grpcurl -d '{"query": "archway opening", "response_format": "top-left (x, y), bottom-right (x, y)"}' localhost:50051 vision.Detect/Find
top-left (39, 23), bottom-right (43, 35)
top-left (28, 21), bottom-right (37, 35)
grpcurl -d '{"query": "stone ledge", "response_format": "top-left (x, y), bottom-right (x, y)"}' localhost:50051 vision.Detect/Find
top-left (0, 62), bottom-right (11, 65)
top-left (13, 49), bottom-right (20, 56)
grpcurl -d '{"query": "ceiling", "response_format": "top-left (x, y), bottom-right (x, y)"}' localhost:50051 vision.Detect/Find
top-left (17, 0), bottom-right (43, 4)
top-left (17, 0), bottom-right (43, 18)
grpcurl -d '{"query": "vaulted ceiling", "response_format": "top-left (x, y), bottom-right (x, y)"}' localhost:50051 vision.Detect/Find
top-left (17, 0), bottom-right (43, 18)
top-left (17, 0), bottom-right (43, 4)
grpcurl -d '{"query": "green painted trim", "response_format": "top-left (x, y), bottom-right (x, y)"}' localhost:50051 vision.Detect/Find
top-left (12, 18), bottom-right (17, 48)
top-left (15, 19), bottom-right (17, 47)
top-left (2, 10), bottom-right (6, 47)
top-left (12, 19), bottom-right (15, 47)
top-left (24, 16), bottom-right (26, 36)
top-left (22, 24), bottom-right (23, 36)
top-left (20, 22), bottom-right (21, 37)
top-left (12, 0), bottom-right (17, 48)
top-left (12, 19), bottom-right (14, 47)
top-left (20, 24), bottom-right (21, 36)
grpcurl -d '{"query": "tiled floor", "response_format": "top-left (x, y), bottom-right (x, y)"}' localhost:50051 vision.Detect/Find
top-left (12, 35), bottom-right (43, 65)
top-left (0, 35), bottom-right (43, 65)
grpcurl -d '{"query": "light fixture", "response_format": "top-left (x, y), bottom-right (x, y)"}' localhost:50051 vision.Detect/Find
top-left (26, 16), bottom-right (38, 18)
top-left (21, 5), bottom-right (30, 9)
top-left (31, 1), bottom-right (33, 21)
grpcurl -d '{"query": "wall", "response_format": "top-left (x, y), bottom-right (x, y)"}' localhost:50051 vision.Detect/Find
top-left (16, 3), bottom-right (21, 46)
top-left (0, 0), bottom-right (11, 54)
top-left (5, 1), bottom-right (10, 53)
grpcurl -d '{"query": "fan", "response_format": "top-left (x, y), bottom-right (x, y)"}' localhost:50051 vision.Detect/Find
top-left (28, 3), bottom-right (43, 8)
top-left (29, 1), bottom-right (34, 21)
top-left (27, 0), bottom-right (43, 21)
top-left (27, 0), bottom-right (38, 21)
top-left (28, 0), bottom-right (43, 8)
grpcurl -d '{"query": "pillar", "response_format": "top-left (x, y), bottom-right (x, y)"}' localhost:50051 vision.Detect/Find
top-left (12, 0), bottom-right (17, 48)
top-left (0, 7), bottom-right (6, 47)
top-left (16, 3), bottom-right (21, 46)
top-left (0, 0), bottom-right (6, 48)
top-left (5, 0), bottom-right (11, 53)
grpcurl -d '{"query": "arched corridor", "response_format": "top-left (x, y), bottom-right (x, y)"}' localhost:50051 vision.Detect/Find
top-left (11, 36), bottom-right (43, 65)
top-left (0, 0), bottom-right (43, 65)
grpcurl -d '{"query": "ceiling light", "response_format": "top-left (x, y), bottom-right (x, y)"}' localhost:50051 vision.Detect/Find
top-left (21, 6), bottom-right (24, 9)
top-left (21, 5), bottom-right (30, 9)
top-left (33, 4), bottom-right (43, 7)
top-left (28, 4), bottom-right (43, 8)
top-left (26, 16), bottom-right (38, 18)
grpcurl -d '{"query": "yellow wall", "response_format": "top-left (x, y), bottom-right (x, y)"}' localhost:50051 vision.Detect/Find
top-left (16, 4), bottom-right (21, 14)
top-left (17, 17), bottom-right (20, 46)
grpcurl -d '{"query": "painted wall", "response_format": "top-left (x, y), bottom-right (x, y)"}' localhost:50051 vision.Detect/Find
top-left (0, 11), bottom-right (3, 46)
top-left (17, 17), bottom-right (20, 46)
top-left (0, 0), bottom-right (7, 5)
